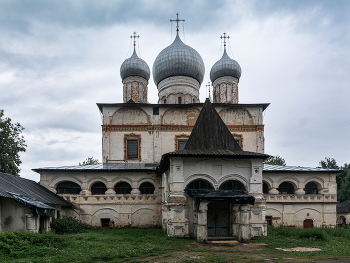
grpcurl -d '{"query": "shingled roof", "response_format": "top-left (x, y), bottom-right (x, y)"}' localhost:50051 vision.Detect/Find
top-left (0, 172), bottom-right (71, 207)
top-left (337, 200), bottom-right (350, 213)
top-left (185, 98), bottom-right (242, 151)
top-left (158, 98), bottom-right (269, 173)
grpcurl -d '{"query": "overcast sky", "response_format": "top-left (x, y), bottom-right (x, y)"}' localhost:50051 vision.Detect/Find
top-left (1, 0), bottom-right (349, 181)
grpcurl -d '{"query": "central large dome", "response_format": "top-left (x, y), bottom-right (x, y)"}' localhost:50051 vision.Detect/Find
top-left (152, 34), bottom-right (205, 86)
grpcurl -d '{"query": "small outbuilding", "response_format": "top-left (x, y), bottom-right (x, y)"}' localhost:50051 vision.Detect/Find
top-left (0, 172), bottom-right (72, 233)
top-left (337, 200), bottom-right (350, 225)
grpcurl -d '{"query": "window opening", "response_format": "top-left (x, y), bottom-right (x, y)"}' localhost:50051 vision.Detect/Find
top-left (263, 182), bottom-right (269, 194)
top-left (101, 218), bottom-right (110, 228)
top-left (178, 97), bottom-right (182, 104)
top-left (178, 140), bottom-right (187, 151)
top-left (91, 182), bottom-right (107, 195)
top-left (153, 107), bottom-right (159, 115)
top-left (139, 182), bottom-right (155, 194)
top-left (127, 140), bottom-right (138, 159)
top-left (304, 182), bottom-right (318, 194)
top-left (115, 182), bottom-right (132, 194)
top-left (186, 179), bottom-right (214, 190)
top-left (164, 99), bottom-right (167, 104)
top-left (57, 181), bottom-right (81, 194)
top-left (219, 180), bottom-right (246, 191)
top-left (278, 182), bottom-right (294, 194)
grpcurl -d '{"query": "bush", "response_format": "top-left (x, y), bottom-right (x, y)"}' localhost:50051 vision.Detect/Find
top-left (50, 216), bottom-right (85, 234)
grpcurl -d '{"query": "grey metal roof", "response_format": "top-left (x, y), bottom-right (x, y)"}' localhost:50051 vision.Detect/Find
top-left (96, 102), bottom-right (270, 114)
top-left (120, 49), bottom-right (150, 81)
top-left (263, 164), bottom-right (340, 172)
top-left (152, 34), bottom-right (205, 86)
top-left (32, 163), bottom-right (159, 172)
top-left (0, 172), bottom-right (71, 206)
top-left (210, 49), bottom-right (241, 82)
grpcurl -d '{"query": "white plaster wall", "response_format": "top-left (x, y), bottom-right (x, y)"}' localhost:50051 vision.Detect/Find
top-left (41, 170), bottom-right (162, 228)
top-left (101, 104), bottom-right (266, 163)
top-left (263, 171), bottom-right (337, 227)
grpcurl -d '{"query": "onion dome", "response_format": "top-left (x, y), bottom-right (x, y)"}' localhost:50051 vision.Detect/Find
top-left (210, 49), bottom-right (241, 82)
top-left (120, 49), bottom-right (150, 81)
top-left (153, 34), bottom-right (205, 86)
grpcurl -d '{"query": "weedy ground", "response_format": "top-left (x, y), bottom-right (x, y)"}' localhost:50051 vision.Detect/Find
top-left (0, 226), bottom-right (350, 263)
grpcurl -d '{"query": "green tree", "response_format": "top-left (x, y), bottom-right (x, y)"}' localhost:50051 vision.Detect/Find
top-left (318, 157), bottom-right (340, 169)
top-left (79, 156), bottom-right (100, 166)
top-left (337, 163), bottom-right (350, 201)
top-left (318, 157), bottom-right (350, 201)
top-left (264, 155), bottom-right (286, 166)
top-left (0, 110), bottom-right (27, 175)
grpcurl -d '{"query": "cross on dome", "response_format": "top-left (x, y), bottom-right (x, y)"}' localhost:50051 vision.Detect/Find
top-left (170, 13), bottom-right (185, 33)
top-left (220, 32), bottom-right (230, 48)
top-left (130, 32), bottom-right (140, 49)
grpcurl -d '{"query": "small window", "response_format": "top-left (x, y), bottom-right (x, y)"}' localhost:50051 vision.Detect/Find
top-left (115, 182), bottom-right (132, 194)
top-left (101, 218), bottom-right (110, 228)
top-left (219, 180), bottom-right (246, 191)
top-left (178, 97), bottom-right (182, 104)
top-left (178, 140), bottom-right (187, 151)
top-left (164, 99), bottom-right (167, 104)
top-left (186, 179), bottom-right (214, 190)
top-left (124, 134), bottom-right (141, 160)
top-left (153, 107), bottom-right (159, 115)
top-left (278, 182), bottom-right (294, 194)
top-left (266, 216), bottom-right (272, 226)
top-left (263, 182), bottom-right (269, 194)
top-left (175, 135), bottom-right (189, 151)
top-left (139, 182), bottom-right (155, 194)
top-left (91, 182), bottom-right (107, 195)
top-left (57, 211), bottom-right (61, 219)
top-left (57, 181), bottom-right (81, 194)
top-left (305, 182), bottom-right (318, 194)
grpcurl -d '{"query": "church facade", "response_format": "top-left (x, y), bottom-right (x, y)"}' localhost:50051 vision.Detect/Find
top-left (33, 24), bottom-right (338, 242)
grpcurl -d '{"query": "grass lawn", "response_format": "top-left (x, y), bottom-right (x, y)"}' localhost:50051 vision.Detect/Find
top-left (0, 227), bottom-right (350, 263)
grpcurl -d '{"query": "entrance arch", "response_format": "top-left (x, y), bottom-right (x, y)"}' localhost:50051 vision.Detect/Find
top-left (207, 202), bottom-right (230, 237)
top-left (303, 219), bottom-right (314, 228)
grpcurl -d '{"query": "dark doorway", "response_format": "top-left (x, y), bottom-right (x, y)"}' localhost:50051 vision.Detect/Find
top-left (303, 219), bottom-right (314, 228)
top-left (39, 216), bottom-right (46, 233)
top-left (207, 202), bottom-right (230, 237)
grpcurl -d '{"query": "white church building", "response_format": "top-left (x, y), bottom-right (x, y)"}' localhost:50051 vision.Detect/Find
top-left (33, 19), bottom-right (338, 242)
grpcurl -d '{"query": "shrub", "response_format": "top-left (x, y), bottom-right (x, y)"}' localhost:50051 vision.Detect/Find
top-left (50, 216), bottom-right (85, 234)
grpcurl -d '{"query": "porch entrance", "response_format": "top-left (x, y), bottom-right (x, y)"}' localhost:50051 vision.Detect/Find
top-left (207, 202), bottom-right (230, 237)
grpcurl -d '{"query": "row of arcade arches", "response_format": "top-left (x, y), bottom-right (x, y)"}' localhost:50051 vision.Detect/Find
top-left (185, 179), bottom-right (246, 191)
top-left (263, 181), bottom-right (320, 194)
top-left (56, 181), bottom-right (155, 195)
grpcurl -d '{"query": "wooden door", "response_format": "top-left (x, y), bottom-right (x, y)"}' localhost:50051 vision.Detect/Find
top-left (303, 219), bottom-right (314, 228)
top-left (207, 202), bottom-right (230, 237)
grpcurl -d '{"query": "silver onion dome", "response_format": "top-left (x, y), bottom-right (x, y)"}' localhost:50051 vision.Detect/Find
top-left (120, 49), bottom-right (150, 81)
top-left (153, 34), bottom-right (205, 86)
top-left (210, 49), bottom-right (241, 82)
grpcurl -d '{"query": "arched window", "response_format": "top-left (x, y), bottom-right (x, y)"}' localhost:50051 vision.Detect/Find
top-left (304, 182), bottom-right (318, 194)
top-left (278, 182), bottom-right (294, 194)
top-left (57, 181), bottom-right (81, 194)
top-left (164, 99), bottom-right (167, 104)
top-left (219, 180), bottom-right (246, 191)
top-left (91, 182), bottom-right (107, 195)
top-left (178, 97), bottom-right (182, 104)
top-left (114, 182), bottom-right (132, 194)
top-left (263, 182), bottom-right (269, 194)
top-left (186, 179), bottom-right (214, 190)
top-left (139, 182), bottom-right (155, 194)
